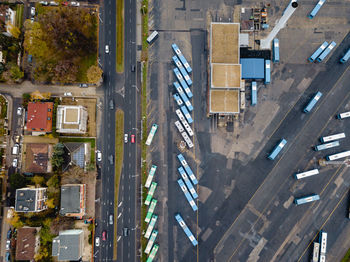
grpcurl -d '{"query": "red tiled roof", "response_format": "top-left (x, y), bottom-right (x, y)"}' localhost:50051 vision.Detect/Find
top-left (16, 227), bottom-right (38, 261)
top-left (26, 102), bottom-right (53, 132)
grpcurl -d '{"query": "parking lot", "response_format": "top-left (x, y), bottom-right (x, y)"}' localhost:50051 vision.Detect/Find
top-left (146, 0), bottom-right (350, 261)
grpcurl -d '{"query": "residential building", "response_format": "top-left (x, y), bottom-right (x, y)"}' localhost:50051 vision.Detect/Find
top-left (26, 102), bottom-right (54, 135)
top-left (52, 229), bottom-right (84, 261)
top-left (15, 187), bottom-right (48, 213)
top-left (63, 142), bottom-right (89, 170)
top-left (16, 227), bottom-right (40, 261)
top-left (56, 105), bottom-right (88, 134)
top-left (23, 143), bottom-right (53, 173)
top-left (60, 184), bottom-right (86, 217)
top-left (0, 5), bottom-right (16, 37)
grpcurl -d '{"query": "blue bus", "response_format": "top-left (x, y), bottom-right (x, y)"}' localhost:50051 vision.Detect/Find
top-left (317, 41), bottom-right (336, 62)
top-left (173, 82), bottom-right (193, 111)
top-left (340, 48), bottom-right (350, 63)
top-left (304, 92), bottom-right (322, 113)
top-left (178, 167), bottom-right (198, 199)
top-left (308, 41), bottom-right (328, 62)
top-left (177, 179), bottom-right (198, 211)
top-left (315, 141), bottom-right (340, 151)
top-left (173, 68), bottom-right (193, 98)
top-left (175, 213), bottom-right (198, 246)
top-left (294, 194), bottom-right (320, 205)
top-left (251, 81), bottom-right (257, 106)
top-left (173, 93), bottom-right (183, 106)
top-left (177, 154), bottom-right (198, 185)
top-left (273, 39), bottom-right (280, 63)
top-left (268, 139), bottom-right (287, 160)
top-left (308, 0), bottom-right (326, 19)
top-left (172, 56), bottom-right (192, 86)
top-left (265, 60), bottom-right (271, 84)
top-left (172, 43), bottom-right (192, 73)
top-left (180, 106), bottom-right (193, 124)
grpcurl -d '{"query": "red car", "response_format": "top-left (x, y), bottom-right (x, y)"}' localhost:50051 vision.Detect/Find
top-left (131, 134), bottom-right (135, 143)
top-left (62, 1), bottom-right (68, 5)
top-left (102, 230), bottom-right (107, 241)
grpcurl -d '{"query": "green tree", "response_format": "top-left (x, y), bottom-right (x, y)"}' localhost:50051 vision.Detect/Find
top-left (51, 143), bottom-right (65, 170)
top-left (7, 212), bottom-right (23, 228)
top-left (9, 26), bottom-right (21, 39)
top-left (9, 64), bottom-right (24, 81)
top-left (87, 65), bottom-right (102, 83)
top-left (32, 175), bottom-right (45, 186)
top-left (45, 198), bottom-right (55, 209)
top-left (9, 173), bottom-right (27, 190)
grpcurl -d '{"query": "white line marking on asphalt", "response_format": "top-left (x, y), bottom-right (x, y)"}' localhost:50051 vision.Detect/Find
top-left (118, 202), bottom-right (123, 207)
top-left (118, 213), bottom-right (122, 218)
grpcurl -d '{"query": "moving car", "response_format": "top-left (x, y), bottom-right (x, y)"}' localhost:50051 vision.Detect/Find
top-left (131, 65), bottom-right (135, 72)
top-left (108, 155), bottom-right (114, 165)
top-left (96, 150), bottom-right (102, 161)
top-left (95, 237), bottom-right (100, 247)
top-left (17, 107), bottom-right (22, 115)
top-left (12, 159), bottom-right (18, 167)
top-left (105, 45), bottom-right (110, 54)
top-left (31, 7), bottom-right (35, 16)
top-left (109, 214), bottom-right (113, 225)
top-left (131, 134), bottom-right (135, 143)
top-left (124, 134), bottom-right (128, 143)
top-left (123, 228), bottom-right (129, 236)
top-left (102, 230), bottom-right (107, 241)
top-left (109, 99), bottom-right (114, 110)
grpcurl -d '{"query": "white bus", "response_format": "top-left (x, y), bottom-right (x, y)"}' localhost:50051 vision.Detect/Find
top-left (326, 150), bottom-right (350, 161)
top-left (319, 231), bottom-right (327, 260)
top-left (320, 132), bottom-right (345, 143)
top-left (337, 111), bottom-right (350, 119)
top-left (146, 31), bottom-right (159, 44)
top-left (294, 169), bottom-right (319, 180)
top-left (312, 242), bottom-right (320, 262)
top-left (146, 124), bottom-right (158, 146)
top-left (145, 165), bottom-right (157, 188)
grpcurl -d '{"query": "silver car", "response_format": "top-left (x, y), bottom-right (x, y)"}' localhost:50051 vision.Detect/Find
top-left (109, 214), bottom-right (113, 225)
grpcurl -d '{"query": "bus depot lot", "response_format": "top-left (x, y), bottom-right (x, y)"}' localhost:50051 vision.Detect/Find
top-left (147, 1), bottom-right (350, 262)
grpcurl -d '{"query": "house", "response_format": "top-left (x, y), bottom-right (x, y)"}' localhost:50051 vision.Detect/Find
top-left (0, 5), bottom-right (16, 37)
top-left (23, 143), bottom-right (53, 173)
top-left (15, 187), bottom-right (48, 213)
top-left (26, 102), bottom-right (54, 135)
top-left (16, 227), bottom-right (40, 261)
top-left (52, 229), bottom-right (84, 261)
top-left (60, 184), bottom-right (86, 217)
top-left (63, 142), bottom-right (89, 170)
top-left (56, 105), bottom-right (88, 134)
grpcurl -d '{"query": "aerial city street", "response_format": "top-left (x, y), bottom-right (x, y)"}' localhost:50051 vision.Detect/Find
top-left (0, 0), bottom-right (350, 261)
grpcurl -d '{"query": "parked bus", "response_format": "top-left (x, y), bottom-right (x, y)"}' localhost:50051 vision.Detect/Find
top-left (147, 31), bottom-right (159, 44)
top-left (337, 111), bottom-right (350, 119)
top-left (319, 231), bottom-right (327, 260)
top-left (315, 141), bottom-right (340, 151)
top-left (145, 182), bottom-right (157, 206)
top-left (273, 39), bottom-right (280, 62)
top-left (146, 244), bottom-right (159, 262)
top-left (294, 169), bottom-right (319, 180)
top-left (177, 179), bottom-right (198, 211)
top-left (312, 242), bottom-right (320, 262)
top-left (173, 82), bottom-right (193, 111)
top-left (172, 56), bottom-right (192, 86)
top-left (182, 119), bottom-right (194, 137)
top-left (144, 230), bottom-right (158, 254)
top-left (175, 121), bottom-right (184, 133)
top-left (326, 150), bottom-right (350, 161)
top-left (180, 106), bottom-right (193, 124)
top-left (178, 167), bottom-right (198, 199)
top-left (294, 194), bottom-right (320, 205)
top-left (251, 81), bottom-right (257, 106)
top-left (145, 199), bottom-right (157, 223)
top-left (172, 43), bottom-right (192, 73)
top-left (173, 93), bottom-right (183, 106)
top-left (176, 108), bottom-right (186, 122)
top-left (308, 0), bottom-right (326, 19)
top-left (340, 48), bottom-right (350, 63)
top-left (173, 68), bottom-right (193, 98)
top-left (265, 60), bottom-right (271, 84)
top-left (181, 131), bottom-right (194, 148)
top-left (317, 41), bottom-right (336, 62)
top-left (320, 132), bottom-right (345, 143)
top-left (175, 213), bottom-right (198, 246)
top-left (145, 165), bottom-right (157, 188)
top-left (146, 124), bottom-right (158, 146)
top-left (304, 92), bottom-right (322, 113)
top-left (144, 215), bottom-right (158, 239)
top-left (268, 139), bottom-right (287, 160)
top-left (177, 154), bottom-right (198, 185)
top-left (309, 41), bottom-right (328, 62)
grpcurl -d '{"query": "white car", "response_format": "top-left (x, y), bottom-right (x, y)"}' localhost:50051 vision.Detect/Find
top-left (95, 237), bottom-right (100, 247)
top-left (96, 150), bottom-right (102, 161)
top-left (5, 240), bottom-right (10, 250)
top-left (105, 45), bottom-right (109, 54)
top-left (124, 134), bottom-right (128, 143)
top-left (12, 159), bottom-right (18, 168)
top-left (64, 92), bottom-right (72, 96)
top-left (70, 1), bottom-right (80, 6)
top-left (39, 1), bottom-right (49, 5)
top-left (49, 1), bottom-right (59, 6)
top-left (30, 7), bottom-right (35, 16)
top-left (16, 107), bottom-right (22, 116)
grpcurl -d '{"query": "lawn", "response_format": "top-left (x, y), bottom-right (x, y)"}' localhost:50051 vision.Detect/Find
top-left (76, 53), bottom-right (98, 83)
top-left (116, 0), bottom-right (124, 72)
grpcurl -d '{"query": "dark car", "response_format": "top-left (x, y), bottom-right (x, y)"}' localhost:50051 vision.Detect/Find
top-left (7, 229), bottom-right (11, 239)
top-left (102, 230), bottom-right (107, 241)
top-left (123, 228), bottom-right (129, 237)
top-left (131, 65), bottom-right (135, 72)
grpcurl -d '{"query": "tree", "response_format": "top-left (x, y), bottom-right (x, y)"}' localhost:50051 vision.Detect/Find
top-left (45, 198), bottom-right (55, 209)
top-left (7, 212), bottom-right (23, 228)
top-left (87, 65), bottom-right (102, 83)
top-left (9, 26), bottom-right (21, 39)
top-left (52, 60), bottom-right (78, 83)
top-left (9, 173), bottom-right (27, 190)
top-left (32, 175), bottom-right (45, 186)
top-left (51, 143), bottom-right (65, 170)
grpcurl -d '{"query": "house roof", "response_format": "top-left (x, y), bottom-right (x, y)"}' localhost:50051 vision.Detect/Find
top-left (15, 188), bottom-right (37, 212)
top-left (16, 227), bottom-right (38, 261)
top-left (24, 143), bottom-right (51, 173)
top-left (52, 229), bottom-right (83, 261)
top-left (63, 142), bottom-right (86, 169)
top-left (26, 102), bottom-right (53, 132)
top-left (60, 185), bottom-right (83, 215)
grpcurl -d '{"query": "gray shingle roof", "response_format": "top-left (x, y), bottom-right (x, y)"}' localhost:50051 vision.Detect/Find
top-left (52, 229), bottom-right (83, 261)
top-left (60, 185), bottom-right (81, 215)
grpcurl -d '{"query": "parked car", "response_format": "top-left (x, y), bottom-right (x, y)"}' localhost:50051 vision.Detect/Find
top-left (30, 17), bottom-right (34, 23)
top-left (64, 92), bottom-right (72, 96)
top-left (39, 1), bottom-right (49, 5)
top-left (49, 1), bottom-right (59, 6)
top-left (5, 252), bottom-right (10, 262)
top-left (62, 1), bottom-right (68, 5)
top-left (79, 83), bottom-right (88, 88)
top-left (12, 144), bottom-right (19, 155)
top-left (109, 214), bottom-right (113, 225)
top-left (27, 55), bottom-right (32, 63)
top-left (12, 159), bottom-right (18, 167)
top-left (95, 237), bottom-right (100, 247)
top-left (96, 150), bottom-right (102, 161)
top-left (15, 136), bottom-right (20, 143)
top-left (102, 230), bottom-right (107, 241)
top-left (70, 1), bottom-right (80, 6)
top-left (123, 228), bottom-right (129, 237)
top-left (131, 134), bottom-right (135, 143)
top-left (124, 134), bottom-right (128, 143)
top-left (105, 45), bottom-right (109, 54)
top-left (30, 7), bottom-right (35, 16)
top-left (17, 107), bottom-right (22, 116)
top-left (7, 229), bottom-right (11, 239)
top-left (5, 240), bottom-right (10, 250)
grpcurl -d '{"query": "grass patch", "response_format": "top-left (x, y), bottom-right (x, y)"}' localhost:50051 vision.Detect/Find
top-left (341, 247), bottom-right (350, 262)
top-left (116, 0), bottom-right (124, 72)
top-left (113, 109), bottom-right (124, 260)
top-left (15, 4), bottom-right (24, 29)
top-left (76, 53), bottom-right (97, 83)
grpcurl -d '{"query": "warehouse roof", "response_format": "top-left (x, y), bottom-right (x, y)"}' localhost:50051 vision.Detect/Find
top-left (211, 64), bottom-right (241, 88)
top-left (240, 58), bottom-right (265, 79)
top-left (210, 90), bottom-right (239, 114)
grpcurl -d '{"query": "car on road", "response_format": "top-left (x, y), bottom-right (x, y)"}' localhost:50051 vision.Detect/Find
top-left (131, 134), bottom-right (135, 143)
top-left (109, 99), bottom-right (114, 110)
top-left (17, 107), bottom-right (22, 116)
top-left (30, 7), bottom-right (35, 16)
top-left (7, 229), bottom-right (11, 239)
top-left (62, 1), bottom-right (68, 5)
top-left (15, 136), bottom-right (20, 143)
top-left (102, 230), bottom-right (107, 241)
top-left (123, 228), bottom-right (129, 237)
top-left (131, 65), bottom-right (135, 72)
top-left (64, 92), bottom-right (72, 96)
top-left (108, 155), bottom-right (114, 165)
top-left (79, 83), bottom-right (88, 88)
top-left (96, 150), bottom-right (102, 161)
top-left (30, 17), bottom-right (34, 22)
top-left (124, 134), bottom-right (128, 143)
top-left (95, 237), bottom-right (100, 247)
top-left (70, 1), bottom-right (80, 6)
top-left (39, 1), bottom-right (48, 5)
top-left (6, 240), bottom-right (10, 250)
top-left (109, 214), bottom-right (113, 225)
top-left (49, 1), bottom-right (59, 6)
top-left (105, 45), bottom-right (109, 54)
top-left (12, 144), bottom-right (19, 155)
top-left (5, 252), bottom-right (10, 262)
top-left (12, 159), bottom-right (18, 168)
